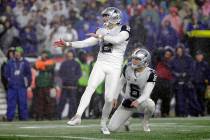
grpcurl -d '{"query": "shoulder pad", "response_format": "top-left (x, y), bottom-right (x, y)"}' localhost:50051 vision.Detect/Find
top-left (120, 25), bottom-right (131, 34)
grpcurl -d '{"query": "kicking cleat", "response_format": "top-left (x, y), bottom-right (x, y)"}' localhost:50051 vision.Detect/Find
top-left (67, 115), bottom-right (81, 126)
top-left (101, 126), bottom-right (111, 135)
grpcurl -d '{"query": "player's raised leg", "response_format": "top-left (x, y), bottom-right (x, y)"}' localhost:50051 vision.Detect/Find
top-left (67, 62), bottom-right (105, 125)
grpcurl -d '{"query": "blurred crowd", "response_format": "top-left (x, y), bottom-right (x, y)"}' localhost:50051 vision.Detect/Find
top-left (0, 0), bottom-right (210, 121)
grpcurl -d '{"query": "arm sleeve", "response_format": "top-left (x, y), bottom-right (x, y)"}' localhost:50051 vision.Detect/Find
top-left (137, 71), bottom-right (157, 103)
top-left (103, 31), bottom-right (129, 45)
top-left (137, 82), bottom-right (155, 103)
top-left (71, 37), bottom-right (98, 48)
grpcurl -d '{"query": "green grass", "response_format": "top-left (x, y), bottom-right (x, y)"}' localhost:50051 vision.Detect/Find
top-left (0, 117), bottom-right (210, 140)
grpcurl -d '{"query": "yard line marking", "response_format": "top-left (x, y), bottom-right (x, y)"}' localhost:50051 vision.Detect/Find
top-left (18, 122), bottom-right (210, 130)
top-left (19, 124), bottom-right (99, 129)
top-left (178, 129), bottom-right (192, 132)
top-left (0, 134), bottom-right (113, 140)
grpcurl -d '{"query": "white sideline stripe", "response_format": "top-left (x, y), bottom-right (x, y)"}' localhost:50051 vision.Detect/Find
top-left (0, 134), bottom-right (113, 140)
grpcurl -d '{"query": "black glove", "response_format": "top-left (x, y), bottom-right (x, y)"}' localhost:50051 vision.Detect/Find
top-left (122, 98), bottom-right (135, 108)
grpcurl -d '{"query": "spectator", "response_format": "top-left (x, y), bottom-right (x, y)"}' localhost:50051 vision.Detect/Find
top-left (170, 44), bottom-right (201, 117)
top-left (157, 20), bottom-right (179, 48)
top-left (127, 0), bottom-right (144, 16)
top-left (63, 22), bottom-right (78, 42)
top-left (143, 15), bottom-right (157, 51)
top-left (162, 7), bottom-right (182, 35)
top-left (0, 19), bottom-right (19, 52)
top-left (151, 47), bottom-right (174, 117)
top-left (4, 47), bottom-right (32, 121)
top-left (19, 22), bottom-right (38, 56)
top-left (129, 11), bottom-right (147, 49)
top-left (34, 50), bottom-right (55, 120)
top-left (12, 0), bottom-right (24, 17)
top-left (202, 0), bottom-right (210, 17)
top-left (1, 47), bottom-right (15, 91)
top-left (16, 8), bottom-right (30, 28)
top-left (35, 17), bottom-right (48, 53)
top-left (193, 50), bottom-right (210, 115)
top-left (57, 50), bottom-right (81, 119)
top-left (186, 17), bottom-right (207, 31)
top-left (141, 0), bottom-right (160, 29)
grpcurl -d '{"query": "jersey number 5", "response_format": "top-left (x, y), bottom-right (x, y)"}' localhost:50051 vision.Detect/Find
top-left (130, 84), bottom-right (140, 98)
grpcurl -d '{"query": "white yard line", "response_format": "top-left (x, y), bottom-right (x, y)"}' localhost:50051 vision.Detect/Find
top-left (17, 122), bottom-right (210, 129)
top-left (0, 134), bottom-right (113, 140)
top-left (19, 124), bottom-right (99, 129)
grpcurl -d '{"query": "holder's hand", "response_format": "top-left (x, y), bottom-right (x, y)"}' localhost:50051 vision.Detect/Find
top-left (112, 99), bottom-right (118, 109)
top-left (130, 100), bottom-right (140, 108)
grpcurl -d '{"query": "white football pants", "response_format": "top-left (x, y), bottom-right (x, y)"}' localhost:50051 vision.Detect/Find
top-left (108, 98), bottom-right (155, 131)
top-left (76, 61), bottom-right (121, 125)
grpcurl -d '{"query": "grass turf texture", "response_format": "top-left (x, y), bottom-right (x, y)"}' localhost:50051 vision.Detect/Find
top-left (0, 117), bottom-right (210, 140)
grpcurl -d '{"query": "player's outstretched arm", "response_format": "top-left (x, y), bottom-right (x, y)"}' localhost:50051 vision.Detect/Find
top-left (54, 37), bottom-right (98, 48)
top-left (86, 29), bottom-right (129, 45)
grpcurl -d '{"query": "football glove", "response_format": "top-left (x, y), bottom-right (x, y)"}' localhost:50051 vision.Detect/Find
top-left (122, 98), bottom-right (135, 108)
top-left (53, 39), bottom-right (65, 47)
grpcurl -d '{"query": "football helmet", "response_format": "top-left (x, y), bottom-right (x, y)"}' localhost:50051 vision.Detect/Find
top-left (131, 48), bottom-right (151, 69)
top-left (101, 7), bottom-right (121, 25)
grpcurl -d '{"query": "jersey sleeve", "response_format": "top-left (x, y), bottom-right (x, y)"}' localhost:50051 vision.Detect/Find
top-left (147, 70), bottom-right (157, 82)
top-left (71, 37), bottom-right (98, 48)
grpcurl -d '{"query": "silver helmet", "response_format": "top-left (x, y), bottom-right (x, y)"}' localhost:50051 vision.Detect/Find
top-left (101, 7), bottom-right (121, 25)
top-left (131, 48), bottom-right (151, 69)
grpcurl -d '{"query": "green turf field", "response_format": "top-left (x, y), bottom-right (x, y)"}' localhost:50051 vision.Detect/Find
top-left (0, 117), bottom-right (210, 140)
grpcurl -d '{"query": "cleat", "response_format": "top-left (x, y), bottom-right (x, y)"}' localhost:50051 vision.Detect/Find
top-left (67, 115), bottom-right (81, 126)
top-left (101, 126), bottom-right (110, 135)
top-left (143, 120), bottom-right (151, 132)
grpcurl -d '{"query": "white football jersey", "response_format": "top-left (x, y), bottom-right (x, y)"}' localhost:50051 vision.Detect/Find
top-left (96, 25), bottom-right (130, 68)
top-left (121, 64), bottom-right (157, 100)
